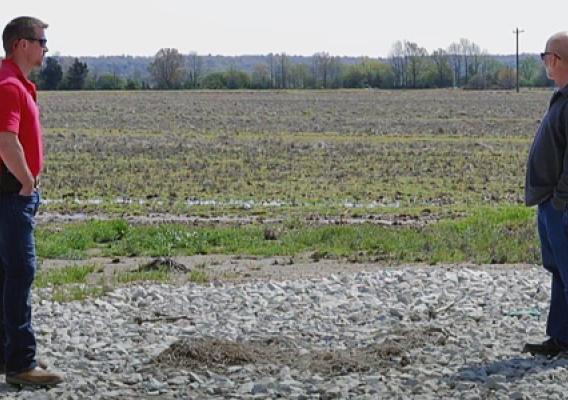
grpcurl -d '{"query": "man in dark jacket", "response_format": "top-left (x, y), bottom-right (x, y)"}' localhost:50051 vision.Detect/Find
top-left (524, 32), bottom-right (568, 356)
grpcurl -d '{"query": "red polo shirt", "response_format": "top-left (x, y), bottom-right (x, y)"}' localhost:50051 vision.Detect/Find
top-left (0, 59), bottom-right (43, 177)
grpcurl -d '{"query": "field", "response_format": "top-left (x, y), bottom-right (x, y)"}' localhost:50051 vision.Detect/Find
top-left (39, 89), bottom-right (546, 219)
top-left (9, 89), bottom-right (556, 398)
top-left (32, 88), bottom-right (550, 299)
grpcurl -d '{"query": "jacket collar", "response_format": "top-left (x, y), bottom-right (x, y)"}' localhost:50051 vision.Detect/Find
top-left (557, 84), bottom-right (568, 97)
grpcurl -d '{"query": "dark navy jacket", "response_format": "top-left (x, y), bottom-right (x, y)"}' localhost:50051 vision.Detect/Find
top-left (526, 86), bottom-right (568, 209)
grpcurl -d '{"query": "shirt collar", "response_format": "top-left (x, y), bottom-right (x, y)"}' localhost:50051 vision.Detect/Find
top-left (1, 59), bottom-right (37, 99)
top-left (558, 84), bottom-right (568, 97)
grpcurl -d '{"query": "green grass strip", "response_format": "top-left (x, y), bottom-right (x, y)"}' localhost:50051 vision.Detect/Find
top-left (35, 206), bottom-right (540, 264)
top-left (35, 264), bottom-right (96, 288)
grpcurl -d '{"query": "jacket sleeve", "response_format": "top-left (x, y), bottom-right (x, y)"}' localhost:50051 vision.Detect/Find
top-left (552, 102), bottom-right (568, 210)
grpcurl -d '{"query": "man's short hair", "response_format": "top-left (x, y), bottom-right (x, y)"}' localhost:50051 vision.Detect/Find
top-left (2, 16), bottom-right (48, 55)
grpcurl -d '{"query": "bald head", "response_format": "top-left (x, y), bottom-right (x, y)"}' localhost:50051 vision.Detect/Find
top-left (547, 32), bottom-right (568, 60)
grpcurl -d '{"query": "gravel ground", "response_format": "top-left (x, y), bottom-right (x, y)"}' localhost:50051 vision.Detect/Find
top-left (0, 263), bottom-right (564, 399)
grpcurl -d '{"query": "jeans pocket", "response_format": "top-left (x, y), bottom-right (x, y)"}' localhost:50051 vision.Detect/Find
top-left (16, 191), bottom-right (40, 217)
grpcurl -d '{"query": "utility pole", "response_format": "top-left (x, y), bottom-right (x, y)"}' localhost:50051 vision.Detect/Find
top-left (514, 28), bottom-right (524, 93)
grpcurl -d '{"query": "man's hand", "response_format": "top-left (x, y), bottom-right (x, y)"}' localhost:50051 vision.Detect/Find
top-left (0, 132), bottom-right (34, 194)
top-left (18, 184), bottom-right (34, 196)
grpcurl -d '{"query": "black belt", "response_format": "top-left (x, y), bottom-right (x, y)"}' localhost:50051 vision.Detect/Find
top-left (0, 165), bottom-right (39, 194)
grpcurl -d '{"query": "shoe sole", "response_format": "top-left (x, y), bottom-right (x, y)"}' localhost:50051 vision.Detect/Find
top-left (6, 377), bottom-right (62, 387)
top-left (0, 361), bottom-right (48, 375)
top-left (523, 349), bottom-right (568, 357)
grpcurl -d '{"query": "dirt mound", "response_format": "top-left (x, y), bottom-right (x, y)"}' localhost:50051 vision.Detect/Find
top-left (153, 337), bottom-right (264, 370)
top-left (138, 257), bottom-right (190, 273)
top-left (152, 327), bottom-right (449, 376)
top-left (369, 326), bottom-right (448, 358)
top-left (302, 327), bottom-right (448, 375)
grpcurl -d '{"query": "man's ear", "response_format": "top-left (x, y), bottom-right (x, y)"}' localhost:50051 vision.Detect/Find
top-left (10, 39), bottom-right (22, 54)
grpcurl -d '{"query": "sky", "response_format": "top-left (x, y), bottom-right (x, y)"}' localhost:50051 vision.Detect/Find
top-left (0, 1), bottom-right (565, 58)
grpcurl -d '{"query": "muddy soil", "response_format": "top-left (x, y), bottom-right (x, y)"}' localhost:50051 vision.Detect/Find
top-left (42, 255), bottom-right (422, 284)
top-left (37, 211), bottom-right (444, 228)
top-left (41, 253), bottom-right (533, 285)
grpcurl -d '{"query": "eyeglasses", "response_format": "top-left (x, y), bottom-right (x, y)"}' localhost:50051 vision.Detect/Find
top-left (21, 37), bottom-right (48, 49)
top-left (540, 52), bottom-right (561, 61)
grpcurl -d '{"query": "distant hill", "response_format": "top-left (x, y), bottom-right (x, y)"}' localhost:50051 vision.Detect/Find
top-left (493, 53), bottom-right (540, 67)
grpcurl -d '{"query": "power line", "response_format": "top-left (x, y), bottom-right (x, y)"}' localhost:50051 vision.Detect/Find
top-left (514, 28), bottom-right (524, 93)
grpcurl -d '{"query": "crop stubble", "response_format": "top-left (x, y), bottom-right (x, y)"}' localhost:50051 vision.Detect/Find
top-left (38, 89), bottom-right (549, 218)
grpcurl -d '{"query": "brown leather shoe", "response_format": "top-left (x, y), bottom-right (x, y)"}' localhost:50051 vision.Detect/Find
top-left (6, 367), bottom-right (63, 386)
top-left (0, 359), bottom-right (48, 375)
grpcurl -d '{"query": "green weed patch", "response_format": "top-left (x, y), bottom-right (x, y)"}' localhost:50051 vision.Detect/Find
top-left (35, 264), bottom-right (97, 288)
top-left (36, 206), bottom-right (540, 264)
top-left (51, 285), bottom-right (108, 303)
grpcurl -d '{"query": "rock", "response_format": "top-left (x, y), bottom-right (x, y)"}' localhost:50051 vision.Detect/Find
top-left (23, 264), bottom-right (559, 399)
top-left (167, 376), bottom-right (187, 385)
top-left (238, 382), bottom-right (255, 394)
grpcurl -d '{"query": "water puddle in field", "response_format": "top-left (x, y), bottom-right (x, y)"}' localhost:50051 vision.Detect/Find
top-left (41, 197), bottom-right (402, 209)
top-left (37, 211), bottom-right (440, 227)
top-left (38, 197), bottom-right (445, 227)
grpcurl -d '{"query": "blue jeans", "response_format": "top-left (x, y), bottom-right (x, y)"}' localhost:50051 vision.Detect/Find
top-left (538, 198), bottom-right (568, 343)
top-left (0, 191), bottom-right (40, 375)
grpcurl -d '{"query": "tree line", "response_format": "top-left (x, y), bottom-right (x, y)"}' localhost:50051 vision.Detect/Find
top-left (32, 39), bottom-right (550, 91)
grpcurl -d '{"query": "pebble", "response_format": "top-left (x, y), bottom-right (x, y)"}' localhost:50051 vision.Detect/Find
top-left (0, 264), bottom-right (562, 398)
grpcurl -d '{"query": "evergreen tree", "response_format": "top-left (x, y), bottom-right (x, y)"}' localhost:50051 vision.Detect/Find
top-left (65, 58), bottom-right (89, 90)
top-left (39, 57), bottom-right (63, 90)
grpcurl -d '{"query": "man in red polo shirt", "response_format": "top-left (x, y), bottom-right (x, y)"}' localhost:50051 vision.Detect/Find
top-left (0, 16), bottom-right (63, 386)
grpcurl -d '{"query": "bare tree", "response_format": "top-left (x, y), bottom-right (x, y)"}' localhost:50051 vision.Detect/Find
top-left (468, 42), bottom-right (482, 77)
top-left (459, 38), bottom-right (470, 83)
top-left (470, 50), bottom-right (492, 89)
top-left (519, 56), bottom-right (541, 85)
top-left (404, 41), bottom-right (428, 88)
top-left (268, 53), bottom-right (276, 88)
top-left (497, 66), bottom-right (515, 89)
top-left (447, 42), bottom-right (462, 87)
top-left (326, 56), bottom-right (342, 88)
top-left (269, 53), bottom-right (290, 89)
top-left (288, 63), bottom-right (311, 88)
top-left (251, 63), bottom-right (271, 89)
top-left (431, 49), bottom-right (452, 87)
top-left (459, 38), bottom-right (483, 84)
top-left (149, 48), bottom-right (185, 89)
top-left (311, 53), bottom-right (321, 88)
top-left (187, 52), bottom-right (203, 89)
top-left (312, 52), bottom-right (334, 88)
top-left (389, 41), bottom-right (406, 88)
top-left (280, 53), bottom-right (288, 89)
